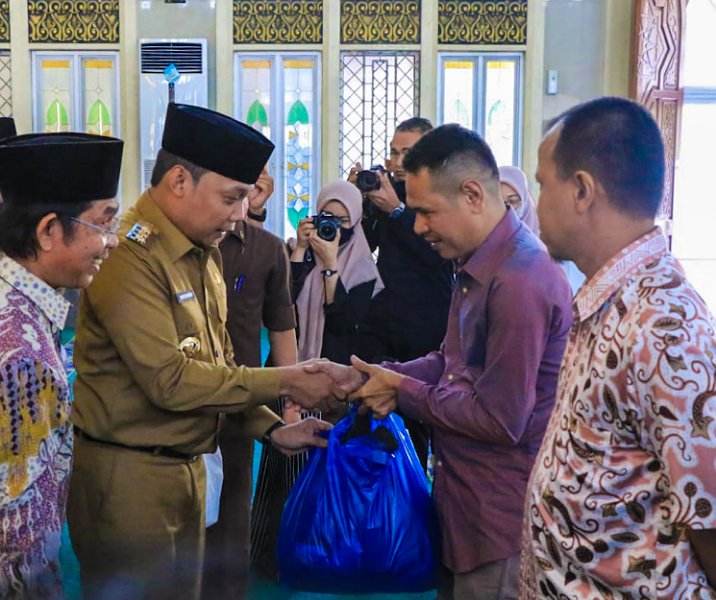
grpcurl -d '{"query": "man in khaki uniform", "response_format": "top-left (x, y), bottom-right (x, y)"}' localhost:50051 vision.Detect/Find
top-left (68, 103), bottom-right (339, 600)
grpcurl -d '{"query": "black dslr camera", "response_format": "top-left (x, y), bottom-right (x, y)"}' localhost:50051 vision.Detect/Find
top-left (355, 164), bottom-right (388, 193)
top-left (311, 212), bottom-right (343, 242)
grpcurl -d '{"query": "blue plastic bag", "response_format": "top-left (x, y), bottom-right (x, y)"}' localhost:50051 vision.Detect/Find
top-left (277, 408), bottom-right (439, 593)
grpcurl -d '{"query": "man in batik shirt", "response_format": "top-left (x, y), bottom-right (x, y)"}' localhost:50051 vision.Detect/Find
top-left (521, 96), bottom-right (716, 598)
top-left (0, 133), bottom-right (123, 598)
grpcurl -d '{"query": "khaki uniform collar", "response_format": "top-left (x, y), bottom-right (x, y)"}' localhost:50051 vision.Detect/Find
top-left (135, 190), bottom-right (200, 263)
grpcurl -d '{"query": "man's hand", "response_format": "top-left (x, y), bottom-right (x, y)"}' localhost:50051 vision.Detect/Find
top-left (269, 417), bottom-right (332, 456)
top-left (365, 171), bottom-right (401, 214)
top-left (278, 363), bottom-right (347, 411)
top-left (303, 360), bottom-right (366, 396)
top-left (348, 355), bottom-right (403, 419)
top-left (247, 167), bottom-right (274, 214)
top-left (347, 161), bottom-right (363, 185)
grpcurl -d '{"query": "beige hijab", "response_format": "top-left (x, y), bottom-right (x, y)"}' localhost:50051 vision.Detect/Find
top-left (295, 180), bottom-right (384, 362)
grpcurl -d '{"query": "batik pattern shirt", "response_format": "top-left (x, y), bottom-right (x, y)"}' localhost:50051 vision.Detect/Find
top-left (0, 255), bottom-right (72, 599)
top-left (521, 229), bottom-right (716, 599)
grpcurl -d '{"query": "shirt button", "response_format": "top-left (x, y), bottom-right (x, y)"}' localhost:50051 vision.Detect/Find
top-left (462, 287), bottom-right (468, 294)
top-left (436, 460), bottom-right (443, 468)
top-left (447, 374), bottom-right (454, 381)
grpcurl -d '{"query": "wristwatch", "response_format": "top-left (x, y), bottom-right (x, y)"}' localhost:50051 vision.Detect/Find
top-left (262, 419), bottom-right (286, 444)
top-left (248, 207), bottom-right (267, 222)
top-left (321, 269), bottom-right (338, 277)
top-left (388, 202), bottom-right (406, 219)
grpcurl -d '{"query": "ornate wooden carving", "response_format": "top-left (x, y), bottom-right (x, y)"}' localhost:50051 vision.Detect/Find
top-left (630, 0), bottom-right (687, 225)
top-left (341, 0), bottom-right (420, 44)
top-left (28, 1), bottom-right (120, 43)
top-left (233, 0), bottom-right (323, 44)
top-left (0, 1), bottom-right (9, 43)
top-left (438, 0), bottom-right (528, 45)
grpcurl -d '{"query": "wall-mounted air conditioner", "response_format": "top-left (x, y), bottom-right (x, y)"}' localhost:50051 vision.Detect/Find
top-left (139, 39), bottom-right (208, 190)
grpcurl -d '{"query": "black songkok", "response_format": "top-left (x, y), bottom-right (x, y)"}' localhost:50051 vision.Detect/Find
top-left (0, 133), bottom-right (124, 204)
top-left (161, 103), bottom-right (274, 184)
top-left (0, 117), bottom-right (16, 140)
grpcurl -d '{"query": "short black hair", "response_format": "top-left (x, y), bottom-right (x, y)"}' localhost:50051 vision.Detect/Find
top-left (550, 97), bottom-right (665, 218)
top-left (0, 197), bottom-right (91, 259)
top-left (395, 117), bottom-right (433, 135)
top-left (150, 148), bottom-right (207, 187)
top-left (403, 123), bottom-right (499, 196)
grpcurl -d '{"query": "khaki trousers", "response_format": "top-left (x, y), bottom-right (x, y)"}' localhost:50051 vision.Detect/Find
top-left (67, 435), bottom-right (206, 600)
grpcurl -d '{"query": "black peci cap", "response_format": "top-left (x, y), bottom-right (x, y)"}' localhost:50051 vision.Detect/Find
top-left (0, 117), bottom-right (16, 140)
top-left (0, 133), bottom-right (123, 204)
top-left (161, 103), bottom-right (274, 185)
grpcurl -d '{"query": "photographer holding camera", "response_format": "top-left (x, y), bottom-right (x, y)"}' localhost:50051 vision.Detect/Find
top-left (349, 117), bottom-right (455, 468)
top-left (291, 180), bottom-right (384, 366)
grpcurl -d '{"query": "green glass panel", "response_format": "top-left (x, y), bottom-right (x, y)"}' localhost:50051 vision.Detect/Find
top-left (288, 205), bottom-right (309, 232)
top-left (87, 99), bottom-right (111, 136)
top-left (246, 100), bottom-right (268, 128)
top-left (47, 99), bottom-right (69, 129)
top-left (287, 100), bottom-right (309, 125)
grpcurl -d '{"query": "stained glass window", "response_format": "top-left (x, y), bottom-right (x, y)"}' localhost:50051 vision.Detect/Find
top-left (339, 52), bottom-right (419, 179)
top-left (235, 53), bottom-right (321, 240)
top-left (32, 52), bottom-right (119, 136)
top-left (438, 53), bottom-right (522, 166)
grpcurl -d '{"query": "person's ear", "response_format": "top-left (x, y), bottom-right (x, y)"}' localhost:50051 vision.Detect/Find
top-left (572, 170), bottom-right (597, 214)
top-left (167, 165), bottom-right (190, 197)
top-left (35, 213), bottom-right (64, 252)
top-left (461, 179), bottom-right (486, 213)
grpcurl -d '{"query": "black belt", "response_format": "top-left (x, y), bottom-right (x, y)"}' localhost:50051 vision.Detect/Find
top-left (73, 426), bottom-right (199, 462)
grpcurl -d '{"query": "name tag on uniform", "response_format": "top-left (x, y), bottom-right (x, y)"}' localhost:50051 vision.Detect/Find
top-left (176, 290), bottom-right (195, 303)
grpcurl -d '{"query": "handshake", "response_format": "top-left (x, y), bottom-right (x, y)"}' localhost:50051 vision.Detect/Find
top-left (268, 357), bottom-right (404, 456)
top-left (277, 356), bottom-right (404, 419)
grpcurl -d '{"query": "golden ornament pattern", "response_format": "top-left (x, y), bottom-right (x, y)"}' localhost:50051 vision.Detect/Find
top-left (28, 0), bottom-right (119, 43)
top-left (0, 1), bottom-right (9, 43)
top-left (438, 0), bottom-right (527, 45)
top-left (341, 0), bottom-right (420, 44)
top-left (233, 0), bottom-right (323, 44)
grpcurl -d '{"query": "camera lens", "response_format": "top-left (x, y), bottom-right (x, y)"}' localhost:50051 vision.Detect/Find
top-left (318, 222), bottom-right (338, 241)
top-left (355, 170), bottom-right (381, 193)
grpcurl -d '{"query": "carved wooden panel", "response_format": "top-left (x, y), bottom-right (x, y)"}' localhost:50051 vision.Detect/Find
top-left (631, 0), bottom-right (686, 224)
top-left (341, 0), bottom-right (420, 44)
top-left (438, 0), bottom-right (528, 45)
top-left (233, 0), bottom-right (323, 44)
top-left (28, 0), bottom-right (120, 43)
top-left (0, 0), bottom-right (9, 43)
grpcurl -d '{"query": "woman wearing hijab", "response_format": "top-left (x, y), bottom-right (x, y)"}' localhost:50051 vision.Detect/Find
top-left (499, 164), bottom-right (585, 293)
top-left (250, 181), bottom-right (383, 583)
top-left (498, 165), bottom-right (540, 235)
top-left (291, 180), bottom-right (384, 365)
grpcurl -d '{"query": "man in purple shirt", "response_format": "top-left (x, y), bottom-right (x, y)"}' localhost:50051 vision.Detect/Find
top-left (333, 124), bottom-right (573, 599)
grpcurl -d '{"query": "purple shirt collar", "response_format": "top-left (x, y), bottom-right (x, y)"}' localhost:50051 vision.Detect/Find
top-left (459, 207), bottom-right (522, 284)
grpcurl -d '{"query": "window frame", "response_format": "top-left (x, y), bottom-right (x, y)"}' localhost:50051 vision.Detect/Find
top-left (233, 51), bottom-right (322, 240)
top-left (437, 52), bottom-right (524, 166)
top-left (31, 50), bottom-right (120, 136)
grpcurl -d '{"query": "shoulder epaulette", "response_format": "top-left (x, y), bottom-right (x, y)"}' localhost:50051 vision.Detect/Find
top-left (125, 221), bottom-right (158, 248)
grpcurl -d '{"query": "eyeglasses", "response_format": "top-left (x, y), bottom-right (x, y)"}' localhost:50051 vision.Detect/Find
top-left (70, 216), bottom-right (121, 240)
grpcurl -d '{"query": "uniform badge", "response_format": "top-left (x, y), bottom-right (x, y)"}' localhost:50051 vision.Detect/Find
top-left (176, 290), bottom-right (195, 303)
top-left (179, 336), bottom-right (201, 358)
top-left (126, 221), bottom-right (157, 248)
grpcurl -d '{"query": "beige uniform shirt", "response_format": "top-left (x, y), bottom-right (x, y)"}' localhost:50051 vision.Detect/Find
top-left (73, 191), bottom-right (280, 455)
